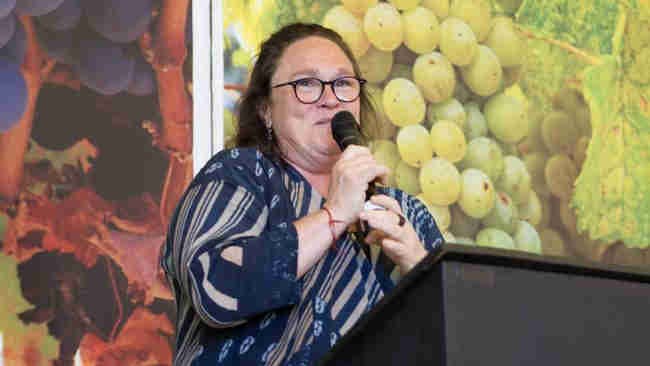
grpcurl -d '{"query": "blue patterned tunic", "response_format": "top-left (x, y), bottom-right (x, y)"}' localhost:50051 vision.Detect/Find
top-left (161, 148), bottom-right (443, 365)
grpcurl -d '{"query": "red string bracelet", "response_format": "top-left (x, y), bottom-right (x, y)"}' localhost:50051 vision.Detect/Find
top-left (322, 206), bottom-right (344, 250)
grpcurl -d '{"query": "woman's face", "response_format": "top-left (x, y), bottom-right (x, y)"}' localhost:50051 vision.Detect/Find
top-left (265, 36), bottom-right (361, 174)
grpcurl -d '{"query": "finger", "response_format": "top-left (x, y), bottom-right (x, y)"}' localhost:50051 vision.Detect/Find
top-left (369, 195), bottom-right (402, 213)
top-left (340, 145), bottom-right (372, 161)
top-left (380, 237), bottom-right (405, 257)
top-left (359, 209), bottom-right (404, 239)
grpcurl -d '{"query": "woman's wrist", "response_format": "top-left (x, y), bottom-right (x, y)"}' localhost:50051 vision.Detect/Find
top-left (322, 205), bottom-right (346, 242)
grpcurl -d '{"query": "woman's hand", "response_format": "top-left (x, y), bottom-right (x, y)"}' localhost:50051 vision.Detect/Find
top-left (325, 145), bottom-right (389, 226)
top-left (359, 195), bottom-right (427, 274)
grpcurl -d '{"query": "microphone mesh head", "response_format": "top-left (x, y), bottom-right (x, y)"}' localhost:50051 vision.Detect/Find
top-left (331, 111), bottom-right (363, 151)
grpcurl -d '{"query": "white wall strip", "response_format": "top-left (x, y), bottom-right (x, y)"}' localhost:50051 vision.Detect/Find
top-left (192, 0), bottom-right (216, 174)
top-left (211, 0), bottom-right (225, 158)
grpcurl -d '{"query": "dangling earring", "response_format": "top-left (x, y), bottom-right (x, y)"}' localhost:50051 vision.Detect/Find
top-left (265, 120), bottom-right (273, 141)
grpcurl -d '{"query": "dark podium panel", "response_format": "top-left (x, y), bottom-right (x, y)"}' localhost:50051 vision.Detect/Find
top-left (319, 244), bottom-right (650, 366)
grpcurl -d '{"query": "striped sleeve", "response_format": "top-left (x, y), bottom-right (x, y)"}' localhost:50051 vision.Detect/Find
top-left (176, 178), bottom-right (301, 329)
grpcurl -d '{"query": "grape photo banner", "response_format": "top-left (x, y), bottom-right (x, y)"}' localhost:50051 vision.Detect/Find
top-left (222, 0), bottom-right (650, 265)
top-left (0, 0), bottom-right (193, 364)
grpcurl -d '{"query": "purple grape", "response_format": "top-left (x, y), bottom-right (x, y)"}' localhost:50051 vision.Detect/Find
top-left (0, 15), bottom-right (26, 64)
top-left (0, 13), bottom-right (15, 48)
top-left (83, 0), bottom-right (154, 43)
top-left (37, 0), bottom-right (80, 31)
top-left (0, 0), bottom-right (16, 19)
top-left (15, 0), bottom-right (65, 16)
top-left (75, 35), bottom-right (135, 95)
top-left (0, 57), bottom-right (27, 132)
top-left (127, 54), bottom-right (155, 96)
top-left (36, 24), bottom-right (75, 63)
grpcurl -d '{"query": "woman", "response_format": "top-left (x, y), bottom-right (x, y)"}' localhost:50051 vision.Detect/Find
top-left (161, 23), bottom-right (443, 365)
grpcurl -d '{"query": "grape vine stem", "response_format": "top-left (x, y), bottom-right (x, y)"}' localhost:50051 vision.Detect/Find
top-left (515, 24), bottom-right (603, 66)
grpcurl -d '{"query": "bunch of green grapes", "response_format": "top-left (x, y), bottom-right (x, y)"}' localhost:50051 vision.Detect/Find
top-left (515, 86), bottom-right (595, 256)
top-left (320, 0), bottom-right (552, 254)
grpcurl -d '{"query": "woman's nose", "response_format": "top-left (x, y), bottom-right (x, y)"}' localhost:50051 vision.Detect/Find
top-left (319, 84), bottom-right (340, 107)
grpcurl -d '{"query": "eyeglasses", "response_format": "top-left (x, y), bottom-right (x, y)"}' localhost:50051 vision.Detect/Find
top-left (272, 76), bottom-right (366, 104)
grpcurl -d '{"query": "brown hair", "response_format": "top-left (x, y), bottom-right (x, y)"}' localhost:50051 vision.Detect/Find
top-left (234, 23), bottom-right (378, 162)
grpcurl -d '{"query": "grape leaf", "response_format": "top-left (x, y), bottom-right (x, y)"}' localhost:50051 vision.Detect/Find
top-left (516, 0), bottom-right (621, 55)
top-left (516, 0), bottom-right (650, 247)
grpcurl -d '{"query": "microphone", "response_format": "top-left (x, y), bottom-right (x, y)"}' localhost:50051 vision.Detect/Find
top-left (331, 110), bottom-right (366, 151)
top-left (331, 111), bottom-right (377, 201)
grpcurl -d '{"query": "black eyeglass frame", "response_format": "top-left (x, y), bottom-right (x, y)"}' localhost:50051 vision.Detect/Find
top-left (271, 76), bottom-right (367, 104)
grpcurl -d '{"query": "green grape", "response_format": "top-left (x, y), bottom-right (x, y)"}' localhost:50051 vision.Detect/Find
top-left (371, 139), bottom-right (400, 186)
top-left (342, 0), bottom-right (379, 15)
top-left (419, 157), bottom-right (461, 205)
top-left (551, 87), bottom-right (592, 137)
top-left (389, 0), bottom-right (421, 11)
top-left (359, 46), bottom-right (394, 83)
top-left (394, 160), bottom-right (422, 194)
top-left (402, 7), bottom-right (440, 54)
top-left (518, 189), bottom-right (542, 227)
top-left (483, 92), bottom-right (528, 144)
top-left (412, 52), bottom-right (455, 103)
top-left (449, 203), bottom-right (481, 237)
top-left (430, 120), bottom-right (467, 163)
top-left (388, 63), bottom-right (413, 81)
top-left (449, 0), bottom-right (492, 41)
top-left (458, 168), bottom-right (496, 219)
top-left (396, 124), bottom-right (433, 167)
top-left (463, 102), bottom-right (488, 140)
top-left (513, 220), bottom-right (542, 254)
top-left (454, 236), bottom-right (476, 245)
top-left (482, 191), bottom-right (519, 234)
top-left (323, 6), bottom-right (370, 58)
top-left (367, 85), bottom-right (398, 139)
top-left (497, 155), bottom-right (531, 204)
top-left (541, 110), bottom-right (580, 155)
top-left (460, 45), bottom-right (503, 97)
top-left (551, 87), bottom-right (584, 114)
top-left (459, 137), bottom-right (504, 183)
top-left (539, 228), bottom-right (567, 257)
top-left (484, 17), bottom-right (524, 67)
top-left (476, 228), bottom-right (516, 250)
top-left (383, 78), bottom-right (426, 127)
top-left (518, 105), bottom-right (547, 154)
top-left (523, 152), bottom-right (550, 198)
top-left (439, 17), bottom-right (478, 66)
top-left (558, 199), bottom-right (579, 239)
top-left (364, 2), bottom-right (403, 52)
top-left (427, 97), bottom-right (466, 128)
top-left (544, 154), bottom-right (577, 201)
top-left (552, 87), bottom-right (592, 136)
top-left (422, 0), bottom-right (449, 19)
top-left (572, 136), bottom-right (589, 169)
top-left (416, 194), bottom-right (451, 230)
